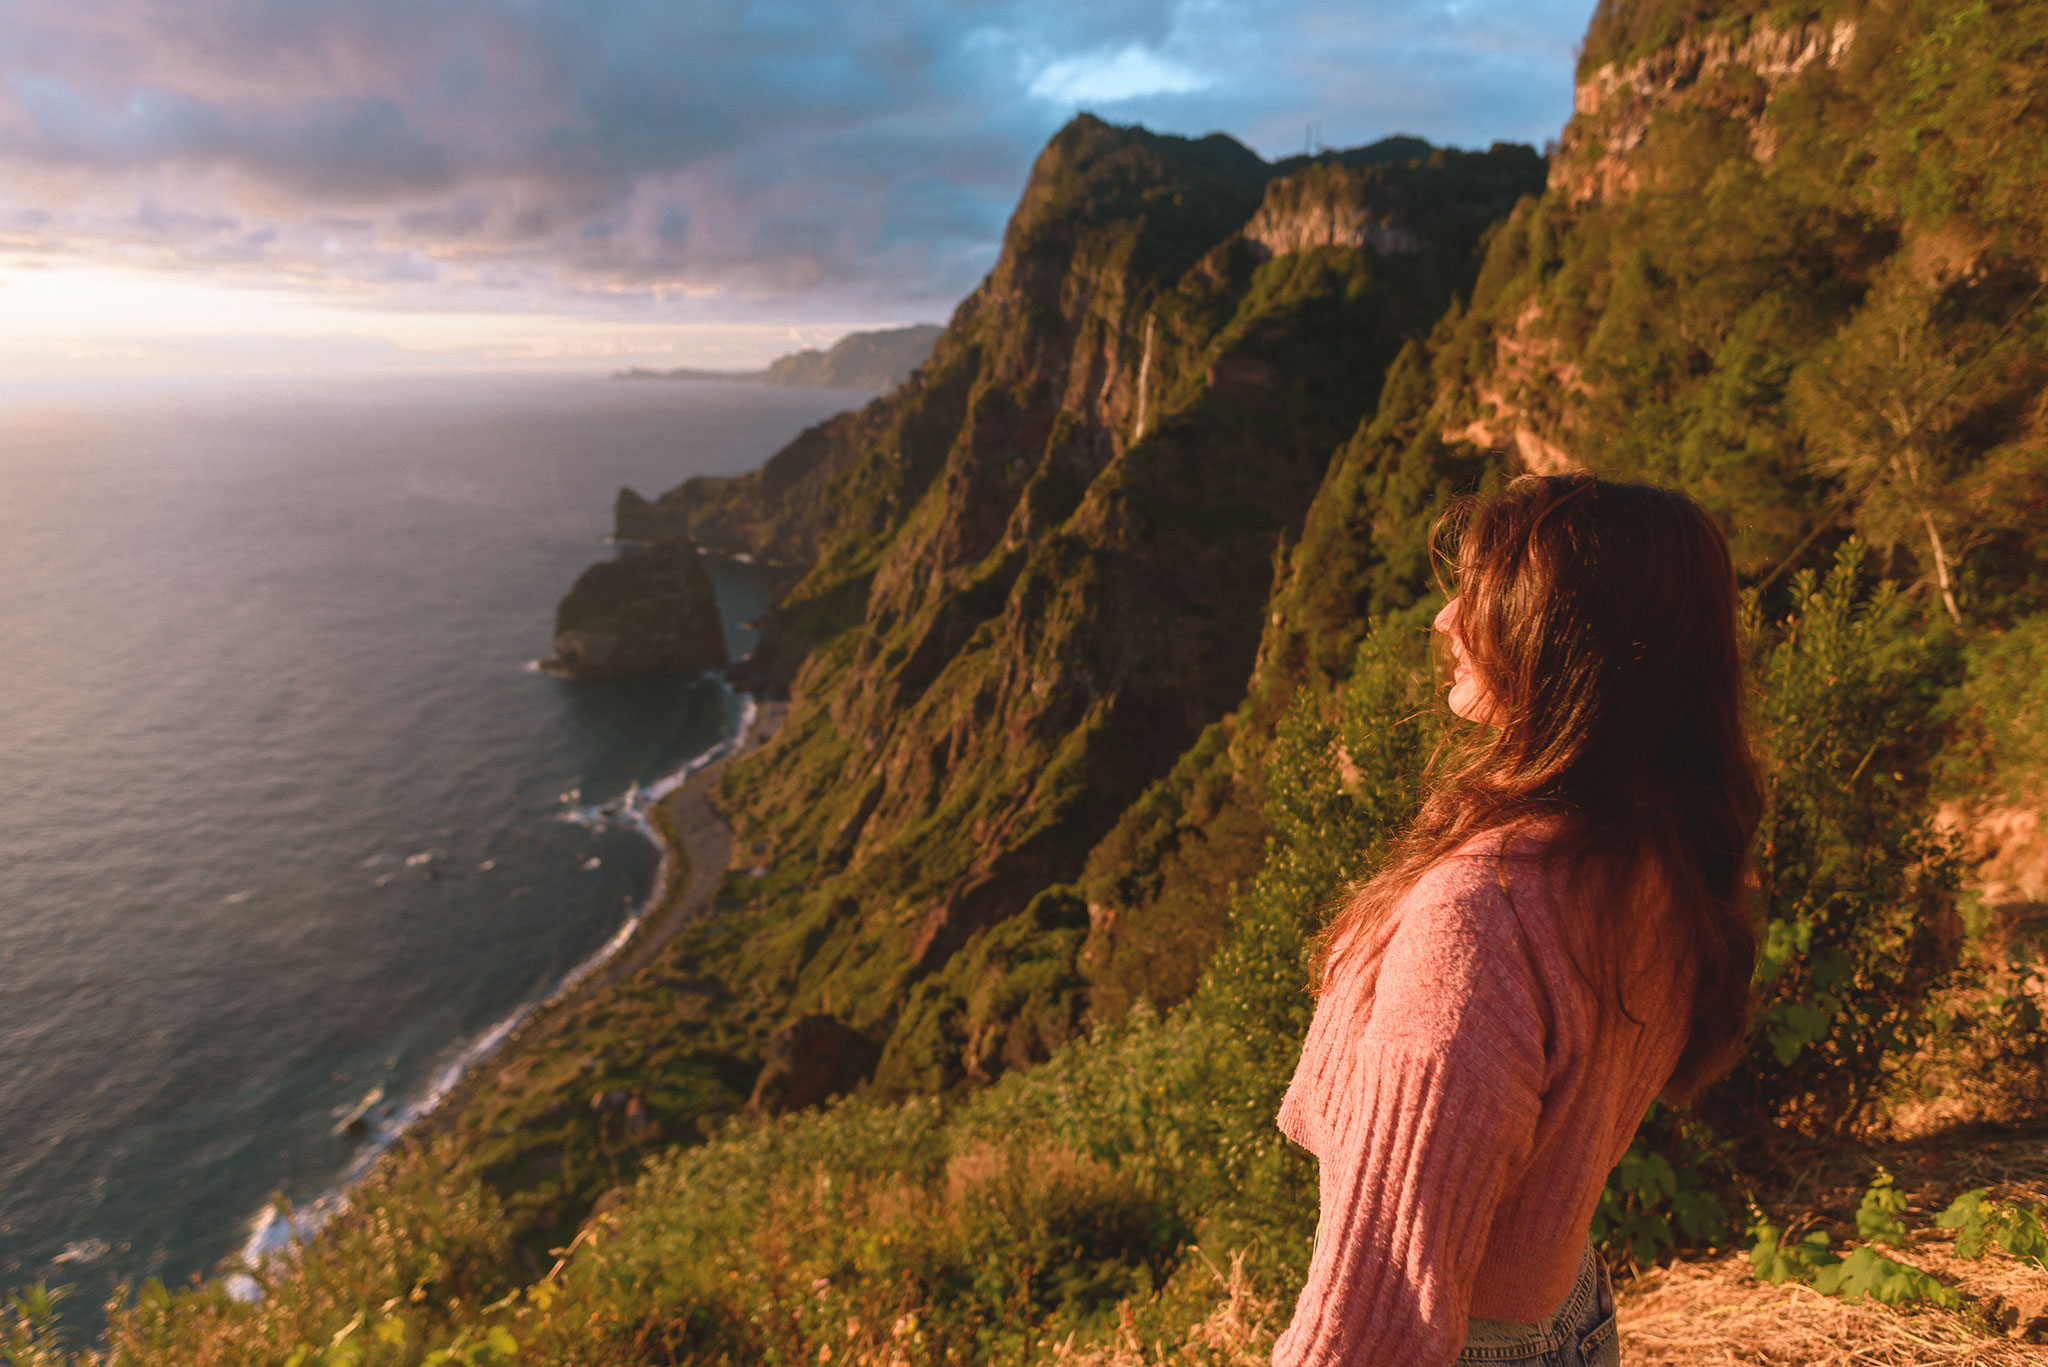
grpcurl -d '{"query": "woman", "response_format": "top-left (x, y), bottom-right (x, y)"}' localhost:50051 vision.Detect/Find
top-left (1272, 473), bottom-right (1762, 1367)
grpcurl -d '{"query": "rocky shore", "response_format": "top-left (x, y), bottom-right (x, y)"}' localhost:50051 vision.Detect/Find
top-left (405, 699), bottom-right (786, 1147)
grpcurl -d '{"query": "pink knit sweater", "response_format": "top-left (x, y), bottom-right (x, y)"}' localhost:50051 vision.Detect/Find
top-left (1272, 827), bottom-right (1691, 1367)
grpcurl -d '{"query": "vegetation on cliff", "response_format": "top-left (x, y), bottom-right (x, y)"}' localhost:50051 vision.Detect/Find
top-left (540, 540), bottom-right (727, 681)
top-left (35, 562), bottom-right (2044, 1364)
top-left (15, 0), bottom-right (2048, 1360)
top-left (603, 117), bottom-right (1544, 1108)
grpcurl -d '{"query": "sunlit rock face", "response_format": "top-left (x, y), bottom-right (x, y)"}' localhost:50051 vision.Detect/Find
top-left (1554, 14), bottom-right (1859, 204)
top-left (542, 539), bottom-right (726, 680)
top-left (1241, 162), bottom-right (1428, 258)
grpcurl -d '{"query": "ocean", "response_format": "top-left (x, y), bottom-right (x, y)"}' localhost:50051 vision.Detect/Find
top-left (0, 371), bottom-right (863, 1325)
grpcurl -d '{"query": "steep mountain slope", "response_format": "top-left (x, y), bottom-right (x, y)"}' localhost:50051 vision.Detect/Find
top-left (686, 122), bottom-right (1541, 1092)
top-left (1071, 0), bottom-right (2048, 1033)
top-left (556, 115), bottom-right (1543, 1094)
top-left (1258, 0), bottom-right (2047, 719)
top-left (427, 115), bottom-right (1541, 1246)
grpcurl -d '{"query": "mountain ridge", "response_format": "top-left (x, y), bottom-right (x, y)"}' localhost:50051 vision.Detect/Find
top-left (615, 322), bottom-right (944, 392)
top-left (557, 116), bottom-right (1545, 1098)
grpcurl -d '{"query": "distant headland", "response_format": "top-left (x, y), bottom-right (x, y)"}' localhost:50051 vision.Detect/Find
top-left (616, 322), bottom-right (943, 392)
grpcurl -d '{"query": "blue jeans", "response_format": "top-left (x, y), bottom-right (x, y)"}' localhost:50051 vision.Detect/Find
top-left (1452, 1243), bottom-right (1620, 1367)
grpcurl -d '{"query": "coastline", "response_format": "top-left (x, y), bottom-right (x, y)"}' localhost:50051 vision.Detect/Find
top-left (232, 689), bottom-right (786, 1282)
top-left (411, 691), bottom-right (780, 1135)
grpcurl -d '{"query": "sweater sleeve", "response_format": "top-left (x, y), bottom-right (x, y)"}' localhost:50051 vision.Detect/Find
top-left (1272, 859), bottom-right (1550, 1367)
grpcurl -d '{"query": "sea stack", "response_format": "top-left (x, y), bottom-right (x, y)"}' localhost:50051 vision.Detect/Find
top-left (541, 536), bottom-right (727, 680)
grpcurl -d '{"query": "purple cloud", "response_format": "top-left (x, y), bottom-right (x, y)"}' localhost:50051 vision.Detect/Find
top-left (0, 0), bottom-right (1593, 322)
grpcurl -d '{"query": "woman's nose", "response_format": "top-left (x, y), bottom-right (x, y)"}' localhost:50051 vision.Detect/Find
top-left (1434, 597), bottom-right (1459, 634)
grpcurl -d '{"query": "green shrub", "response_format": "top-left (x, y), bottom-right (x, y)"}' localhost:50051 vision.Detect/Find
top-left (1593, 1112), bottom-right (1738, 1269)
top-left (1936, 611), bottom-right (2048, 804)
top-left (475, 1091), bottom-right (1192, 1366)
top-left (1736, 544), bottom-right (1968, 1142)
top-left (1936, 1189), bottom-right (2048, 1270)
top-left (1749, 1171), bottom-right (1962, 1310)
top-left (102, 1142), bottom-right (515, 1367)
top-left (2, 1285), bottom-right (71, 1367)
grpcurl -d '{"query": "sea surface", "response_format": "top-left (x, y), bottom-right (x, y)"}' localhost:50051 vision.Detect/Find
top-left (0, 371), bottom-right (863, 1326)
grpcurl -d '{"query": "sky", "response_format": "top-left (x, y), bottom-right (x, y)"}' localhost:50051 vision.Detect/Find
top-left (0, 0), bottom-right (1597, 377)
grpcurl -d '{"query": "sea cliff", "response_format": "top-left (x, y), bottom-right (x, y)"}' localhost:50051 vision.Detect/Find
top-left (538, 537), bottom-right (726, 680)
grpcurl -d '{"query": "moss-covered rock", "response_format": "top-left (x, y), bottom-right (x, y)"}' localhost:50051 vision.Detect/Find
top-left (542, 540), bottom-right (727, 680)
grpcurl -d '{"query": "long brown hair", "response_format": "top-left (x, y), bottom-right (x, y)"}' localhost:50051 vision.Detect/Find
top-left (1314, 473), bottom-right (1762, 1103)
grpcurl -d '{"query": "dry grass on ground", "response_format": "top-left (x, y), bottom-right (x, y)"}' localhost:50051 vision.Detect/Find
top-left (1044, 1124), bottom-right (2048, 1366)
top-left (1621, 1120), bottom-right (2048, 1366)
top-left (1619, 1253), bottom-right (2042, 1366)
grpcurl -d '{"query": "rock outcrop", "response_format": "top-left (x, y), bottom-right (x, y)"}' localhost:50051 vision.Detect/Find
top-left (746, 1014), bottom-right (880, 1117)
top-left (1243, 163), bottom-right (1424, 257)
top-left (541, 539), bottom-right (727, 680)
top-left (1554, 15), bottom-right (1859, 203)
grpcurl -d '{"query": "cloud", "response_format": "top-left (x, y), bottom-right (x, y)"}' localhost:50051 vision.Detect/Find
top-left (1028, 45), bottom-right (1212, 104)
top-left (0, 0), bottom-right (1592, 325)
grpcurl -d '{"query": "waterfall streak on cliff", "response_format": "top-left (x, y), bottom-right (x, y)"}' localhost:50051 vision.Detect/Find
top-left (1133, 315), bottom-right (1156, 442)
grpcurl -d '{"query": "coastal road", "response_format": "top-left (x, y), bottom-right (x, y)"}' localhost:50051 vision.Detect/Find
top-left (603, 700), bottom-right (787, 985)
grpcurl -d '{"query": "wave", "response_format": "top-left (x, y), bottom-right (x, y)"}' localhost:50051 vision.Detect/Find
top-left (227, 682), bottom-right (755, 1299)
top-left (557, 692), bottom-right (757, 844)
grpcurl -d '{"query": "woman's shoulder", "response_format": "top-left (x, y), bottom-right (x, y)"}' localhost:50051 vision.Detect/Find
top-left (1357, 827), bottom-right (1564, 1073)
top-left (1384, 820), bottom-right (1571, 961)
top-left (1411, 818), bottom-right (1565, 896)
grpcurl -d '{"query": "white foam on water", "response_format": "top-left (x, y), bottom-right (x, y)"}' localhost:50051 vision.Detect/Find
top-left (558, 688), bottom-right (756, 841)
top-left (231, 682), bottom-right (755, 1282)
top-left (51, 1238), bottom-right (110, 1268)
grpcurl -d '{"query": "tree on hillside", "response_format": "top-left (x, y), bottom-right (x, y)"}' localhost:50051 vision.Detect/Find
top-left (1791, 259), bottom-right (2044, 622)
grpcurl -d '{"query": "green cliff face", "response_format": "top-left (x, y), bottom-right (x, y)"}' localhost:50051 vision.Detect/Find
top-left (654, 118), bottom-right (1544, 1093)
top-left (543, 114), bottom-right (1543, 1109)
top-left (1253, 0), bottom-right (2048, 716)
